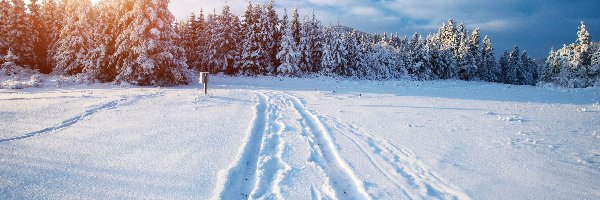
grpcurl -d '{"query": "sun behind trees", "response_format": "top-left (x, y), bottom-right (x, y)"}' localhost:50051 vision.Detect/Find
top-left (1, 0), bottom-right (598, 87)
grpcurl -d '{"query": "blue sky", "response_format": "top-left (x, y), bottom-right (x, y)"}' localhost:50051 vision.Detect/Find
top-left (169, 0), bottom-right (600, 59)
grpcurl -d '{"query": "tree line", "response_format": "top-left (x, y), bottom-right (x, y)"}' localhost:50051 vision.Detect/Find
top-left (0, 0), bottom-right (598, 87)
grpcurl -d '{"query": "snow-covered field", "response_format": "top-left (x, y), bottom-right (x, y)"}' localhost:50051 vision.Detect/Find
top-left (1, 76), bottom-right (599, 199)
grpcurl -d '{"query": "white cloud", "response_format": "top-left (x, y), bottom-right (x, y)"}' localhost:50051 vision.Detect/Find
top-left (350, 6), bottom-right (379, 16)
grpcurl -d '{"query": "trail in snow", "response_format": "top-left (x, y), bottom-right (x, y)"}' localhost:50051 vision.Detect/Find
top-left (215, 93), bottom-right (268, 199)
top-left (320, 114), bottom-right (471, 200)
top-left (0, 91), bottom-right (165, 143)
top-left (284, 92), bottom-right (371, 199)
top-left (214, 91), bottom-right (371, 199)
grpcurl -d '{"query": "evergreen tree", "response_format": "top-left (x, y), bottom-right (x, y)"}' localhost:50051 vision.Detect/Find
top-left (344, 30), bottom-right (360, 77)
top-left (480, 36), bottom-right (499, 82)
top-left (499, 50), bottom-right (510, 83)
top-left (542, 48), bottom-right (559, 82)
top-left (291, 8), bottom-right (301, 45)
top-left (42, 0), bottom-right (65, 71)
top-left (208, 4), bottom-right (241, 75)
top-left (505, 46), bottom-right (522, 84)
top-left (113, 0), bottom-right (189, 85)
top-left (53, 0), bottom-right (95, 76)
top-left (424, 35), bottom-right (442, 79)
top-left (7, 0), bottom-right (36, 67)
top-left (192, 10), bottom-right (207, 72)
top-left (204, 9), bottom-right (218, 73)
top-left (29, 0), bottom-right (50, 73)
top-left (306, 11), bottom-right (323, 73)
top-left (276, 9), bottom-right (300, 76)
top-left (298, 14), bottom-right (311, 73)
top-left (470, 27), bottom-right (482, 79)
top-left (0, 0), bottom-right (11, 61)
top-left (266, 0), bottom-right (280, 72)
top-left (456, 26), bottom-right (477, 80)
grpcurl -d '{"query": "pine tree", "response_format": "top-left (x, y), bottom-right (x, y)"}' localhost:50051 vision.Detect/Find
top-left (0, 0), bottom-right (11, 60)
top-left (291, 8), bottom-right (301, 46)
top-left (42, 0), bottom-right (65, 71)
top-left (424, 35), bottom-right (442, 79)
top-left (28, 0), bottom-right (50, 73)
top-left (324, 30), bottom-right (348, 76)
top-left (53, 0), bottom-right (95, 76)
top-left (505, 46), bottom-right (522, 84)
top-left (499, 50), bottom-right (510, 83)
top-left (576, 21), bottom-right (592, 67)
top-left (204, 9), bottom-right (218, 73)
top-left (240, 3), bottom-right (270, 75)
top-left (207, 4), bottom-right (241, 75)
top-left (276, 9), bottom-right (300, 76)
top-left (519, 51), bottom-right (534, 85)
top-left (266, 0), bottom-right (280, 72)
top-left (344, 30), bottom-right (360, 77)
top-left (192, 10), bottom-right (207, 72)
top-left (113, 0), bottom-right (189, 85)
top-left (307, 11), bottom-right (323, 73)
top-left (470, 27), bottom-right (482, 79)
top-left (542, 48), bottom-right (559, 82)
top-left (480, 36), bottom-right (499, 82)
top-left (298, 14), bottom-right (311, 73)
top-left (7, 0), bottom-right (36, 67)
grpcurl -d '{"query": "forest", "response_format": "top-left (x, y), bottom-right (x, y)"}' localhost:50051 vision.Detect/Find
top-left (0, 0), bottom-right (598, 87)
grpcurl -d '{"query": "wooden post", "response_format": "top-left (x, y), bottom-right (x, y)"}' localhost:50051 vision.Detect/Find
top-left (200, 72), bottom-right (209, 95)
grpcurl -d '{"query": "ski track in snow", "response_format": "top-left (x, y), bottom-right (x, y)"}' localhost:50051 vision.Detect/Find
top-left (0, 91), bottom-right (165, 143)
top-left (214, 91), bottom-right (371, 200)
top-left (291, 93), bottom-right (471, 200)
top-left (215, 92), bottom-right (268, 199)
top-left (321, 114), bottom-right (471, 200)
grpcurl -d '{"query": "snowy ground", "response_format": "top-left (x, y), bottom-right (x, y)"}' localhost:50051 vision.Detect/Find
top-left (1, 76), bottom-right (599, 199)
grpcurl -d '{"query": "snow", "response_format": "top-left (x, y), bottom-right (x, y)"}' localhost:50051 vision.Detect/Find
top-left (1, 76), bottom-right (599, 199)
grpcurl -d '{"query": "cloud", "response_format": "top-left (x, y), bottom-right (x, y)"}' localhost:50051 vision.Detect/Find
top-left (350, 6), bottom-right (379, 17)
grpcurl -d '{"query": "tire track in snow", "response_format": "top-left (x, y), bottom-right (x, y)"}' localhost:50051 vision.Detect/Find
top-left (321, 114), bottom-right (472, 200)
top-left (0, 91), bottom-right (165, 143)
top-left (249, 91), bottom-right (291, 199)
top-left (283, 92), bottom-right (371, 200)
top-left (214, 92), bottom-right (269, 199)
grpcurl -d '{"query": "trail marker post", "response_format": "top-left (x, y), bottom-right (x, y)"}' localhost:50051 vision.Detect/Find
top-left (200, 72), bottom-right (209, 95)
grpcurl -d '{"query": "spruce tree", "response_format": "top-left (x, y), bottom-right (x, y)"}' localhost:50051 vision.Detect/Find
top-left (0, 0), bottom-right (11, 59)
top-left (113, 0), bottom-right (189, 85)
top-left (266, 0), bottom-right (280, 71)
top-left (29, 0), bottom-right (50, 73)
top-left (291, 8), bottom-right (302, 45)
top-left (480, 36), bottom-right (499, 82)
top-left (42, 0), bottom-right (64, 71)
top-left (7, 0), bottom-right (36, 67)
top-left (53, 0), bottom-right (95, 76)
top-left (206, 4), bottom-right (241, 75)
top-left (276, 9), bottom-right (300, 76)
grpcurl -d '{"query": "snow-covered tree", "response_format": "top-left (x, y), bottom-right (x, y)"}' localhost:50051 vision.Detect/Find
top-left (542, 22), bottom-right (597, 87)
top-left (52, 0), bottom-right (95, 76)
top-left (276, 9), bottom-right (300, 76)
top-left (113, 0), bottom-right (189, 85)
top-left (206, 4), bottom-right (241, 75)
top-left (266, 0), bottom-right (280, 71)
top-left (0, 0), bottom-right (11, 63)
top-left (239, 3), bottom-right (271, 75)
top-left (7, 0), bottom-right (36, 67)
top-left (479, 36), bottom-right (499, 82)
top-left (28, 0), bottom-right (50, 73)
top-left (344, 30), bottom-right (361, 77)
top-left (42, 0), bottom-right (65, 71)
top-left (321, 28), bottom-right (347, 76)
top-left (291, 8), bottom-right (301, 46)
